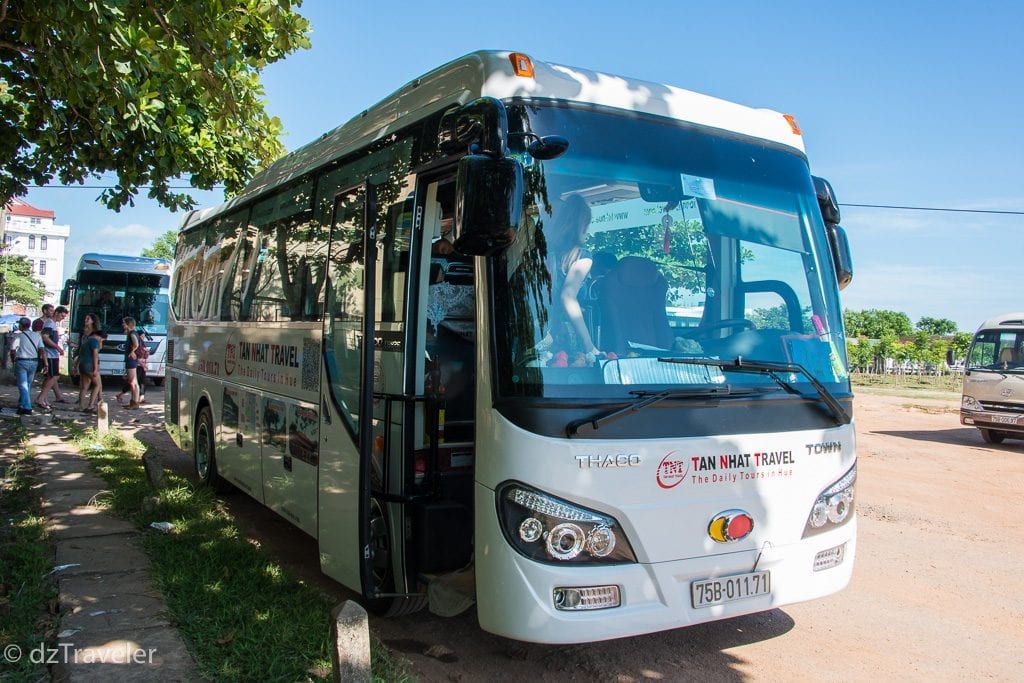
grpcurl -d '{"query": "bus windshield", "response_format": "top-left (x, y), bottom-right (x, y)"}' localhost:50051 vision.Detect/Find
top-left (71, 271), bottom-right (170, 335)
top-left (492, 104), bottom-right (847, 399)
top-left (966, 329), bottom-right (1024, 372)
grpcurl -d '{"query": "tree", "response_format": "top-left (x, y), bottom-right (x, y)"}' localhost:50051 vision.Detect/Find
top-left (916, 316), bottom-right (958, 336)
top-left (0, 250), bottom-right (46, 308)
top-left (845, 338), bottom-right (876, 373)
top-left (949, 331), bottom-right (972, 361)
top-left (142, 230), bottom-right (177, 261)
top-left (0, 1), bottom-right (311, 211)
top-left (844, 309), bottom-right (913, 339)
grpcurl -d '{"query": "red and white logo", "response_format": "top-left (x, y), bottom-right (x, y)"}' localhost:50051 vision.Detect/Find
top-left (656, 450), bottom-right (689, 489)
top-left (224, 341), bottom-right (236, 376)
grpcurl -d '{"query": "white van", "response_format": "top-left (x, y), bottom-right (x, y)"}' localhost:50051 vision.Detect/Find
top-left (960, 312), bottom-right (1024, 443)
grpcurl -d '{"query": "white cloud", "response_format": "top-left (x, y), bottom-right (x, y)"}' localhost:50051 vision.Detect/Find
top-left (61, 223), bottom-right (161, 280)
top-left (96, 222), bottom-right (162, 243)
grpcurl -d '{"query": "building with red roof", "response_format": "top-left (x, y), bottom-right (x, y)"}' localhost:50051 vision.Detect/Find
top-left (2, 198), bottom-right (71, 309)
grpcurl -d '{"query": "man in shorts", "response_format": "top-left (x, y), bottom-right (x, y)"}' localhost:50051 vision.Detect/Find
top-left (35, 304), bottom-right (70, 409)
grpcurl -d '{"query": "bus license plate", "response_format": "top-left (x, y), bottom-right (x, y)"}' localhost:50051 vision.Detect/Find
top-left (992, 415), bottom-right (1018, 424)
top-left (691, 570), bottom-right (771, 608)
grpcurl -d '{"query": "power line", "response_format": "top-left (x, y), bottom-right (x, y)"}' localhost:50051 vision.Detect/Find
top-left (840, 203), bottom-right (1024, 216)
top-left (26, 184), bottom-right (223, 190)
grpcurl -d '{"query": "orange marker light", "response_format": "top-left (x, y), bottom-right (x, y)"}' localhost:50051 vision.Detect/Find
top-left (509, 52), bottom-right (535, 78)
top-left (783, 114), bottom-right (802, 135)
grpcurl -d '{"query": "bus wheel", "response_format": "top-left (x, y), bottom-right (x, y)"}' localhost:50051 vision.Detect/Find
top-left (979, 428), bottom-right (1005, 444)
top-left (195, 407), bottom-right (231, 492)
top-left (365, 497), bottom-right (427, 617)
top-left (152, 377), bottom-right (164, 387)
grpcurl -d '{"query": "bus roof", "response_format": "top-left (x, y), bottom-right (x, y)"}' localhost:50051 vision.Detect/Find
top-left (975, 312), bottom-right (1024, 332)
top-left (183, 50), bottom-right (806, 231)
top-left (76, 253), bottom-right (172, 274)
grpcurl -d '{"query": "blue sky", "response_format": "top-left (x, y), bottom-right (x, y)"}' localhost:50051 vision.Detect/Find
top-left (24, 0), bottom-right (1024, 332)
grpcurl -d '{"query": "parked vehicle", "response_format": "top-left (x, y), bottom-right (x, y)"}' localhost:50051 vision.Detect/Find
top-left (960, 312), bottom-right (1024, 443)
top-left (60, 253), bottom-right (171, 384)
top-left (165, 50), bottom-right (856, 643)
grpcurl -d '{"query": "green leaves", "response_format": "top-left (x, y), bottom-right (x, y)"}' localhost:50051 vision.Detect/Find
top-left (142, 229), bottom-right (178, 260)
top-left (0, 0), bottom-right (311, 211)
top-left (0, 252), bottom-right (48, 307)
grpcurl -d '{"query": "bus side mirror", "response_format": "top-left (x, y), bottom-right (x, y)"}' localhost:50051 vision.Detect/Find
top-left (60, 278), bottom-right (77, 306)
top-left (452, 154), bottom-right (524, 256)
top-left (946, 349), bottom-right (955, 365)
top-left (826, 223), bottom-right (853, 290)
top-left (813, 176), bottom-right (853, 290)
top-left (813, 176), bottom-right (841, 225)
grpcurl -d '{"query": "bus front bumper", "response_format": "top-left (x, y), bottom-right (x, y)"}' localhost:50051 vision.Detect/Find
top-left (475, 509), bottom-right (856, 644)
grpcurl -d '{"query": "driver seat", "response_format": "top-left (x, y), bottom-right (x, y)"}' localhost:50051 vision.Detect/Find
top-left (598, 256), bottom-right (674, 356)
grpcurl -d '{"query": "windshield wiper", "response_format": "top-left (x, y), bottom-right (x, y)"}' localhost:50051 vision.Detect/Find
top-left (659, 356), bottom-right (851, 426)
top-left (567, 386), bottom-right (734, 437)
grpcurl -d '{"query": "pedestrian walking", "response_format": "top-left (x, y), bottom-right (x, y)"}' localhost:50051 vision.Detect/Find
top-left (119, 317), bottom-right (142, 409)
top-left (76, 314), bottom-right (103, 412)
top-left (35, 304), bottom-right (70, 409)
top-left (8, 317), bottom-right (45, 415)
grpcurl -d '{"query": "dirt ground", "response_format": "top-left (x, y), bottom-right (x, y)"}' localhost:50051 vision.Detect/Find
top-left (126, 388), bottom-right (1024, 682)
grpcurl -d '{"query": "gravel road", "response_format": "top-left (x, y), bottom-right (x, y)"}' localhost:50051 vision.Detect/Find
top-left (129, 388), bottom-right (1024, 682)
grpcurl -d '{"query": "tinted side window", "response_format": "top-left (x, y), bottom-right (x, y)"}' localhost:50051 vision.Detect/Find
top-left (246, 180), bottom-right (315, 322)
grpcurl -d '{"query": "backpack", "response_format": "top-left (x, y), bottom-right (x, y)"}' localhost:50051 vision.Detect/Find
top-left (134, 332), bottom-right (150, 360)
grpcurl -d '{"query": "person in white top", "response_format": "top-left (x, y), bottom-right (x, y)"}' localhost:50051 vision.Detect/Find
top-left (8, 317), bottom-right (44, 415)
top-left (35, 304), bottom-right (70, 409)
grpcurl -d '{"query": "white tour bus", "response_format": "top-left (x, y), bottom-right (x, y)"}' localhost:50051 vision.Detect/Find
top-left (165, 51), bottom-right (857, 643)
top-left (62, 253), bottom-right (172, 384)
top-left (960, 312), bottom-right (1024, 443)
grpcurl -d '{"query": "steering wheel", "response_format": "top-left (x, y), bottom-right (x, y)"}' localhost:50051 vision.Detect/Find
top-left (680, 318), bottom-right (756, 340)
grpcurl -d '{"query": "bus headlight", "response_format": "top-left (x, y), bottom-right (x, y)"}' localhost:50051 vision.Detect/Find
top-left (803, 464), bottom-right (856, 538)
top-left (961, 395), bottom-right (981, 411)
top-left (497, 483), bottom-right (637, 564)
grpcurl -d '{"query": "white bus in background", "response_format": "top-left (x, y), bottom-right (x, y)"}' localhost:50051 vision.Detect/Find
top-left (165, 51), bottom-right (857, 643)
top-left (61, 253), bottom-right (171, 384)
top-left (960, 312), bottom-right (1024, 443)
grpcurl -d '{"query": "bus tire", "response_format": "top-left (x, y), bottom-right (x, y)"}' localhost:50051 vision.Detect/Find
top-left (979, 428), bottom-right (1004, 444)
top-left (364, 497), bottom-right (427, 617)
top-left (152, 377), bottom-right (164, 387)
top-left (194, 406), bottom-right (231, 492)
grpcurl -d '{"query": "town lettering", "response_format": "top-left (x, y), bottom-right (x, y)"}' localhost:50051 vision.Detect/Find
top-left (805, 441), bottom-right (842, 455)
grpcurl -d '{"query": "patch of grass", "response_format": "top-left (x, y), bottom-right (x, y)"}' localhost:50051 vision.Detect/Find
top-left (66, 426), bottom-right (410, 682)
top-left (851, 372), bottom-right (962, 401)
top-left (0, 423), bottom-right (57, 683)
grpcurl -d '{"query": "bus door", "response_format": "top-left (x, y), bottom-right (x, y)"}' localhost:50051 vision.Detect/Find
top-left (407, 172), bottom-right (476, 582)
top-left (315, 181), bottom-right (391, 598)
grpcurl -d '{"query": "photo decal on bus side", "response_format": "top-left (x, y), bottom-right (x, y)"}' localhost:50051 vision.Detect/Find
top-left (222, 330), bottom-right (319, 392)
top-left (262, 398), bottom-right (287, 452)
top-left (289, 405), bottom-right (319, 466)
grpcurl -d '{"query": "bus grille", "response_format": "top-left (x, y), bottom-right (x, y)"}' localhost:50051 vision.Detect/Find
top-left (979, 400), bottom-right (1024, 414)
